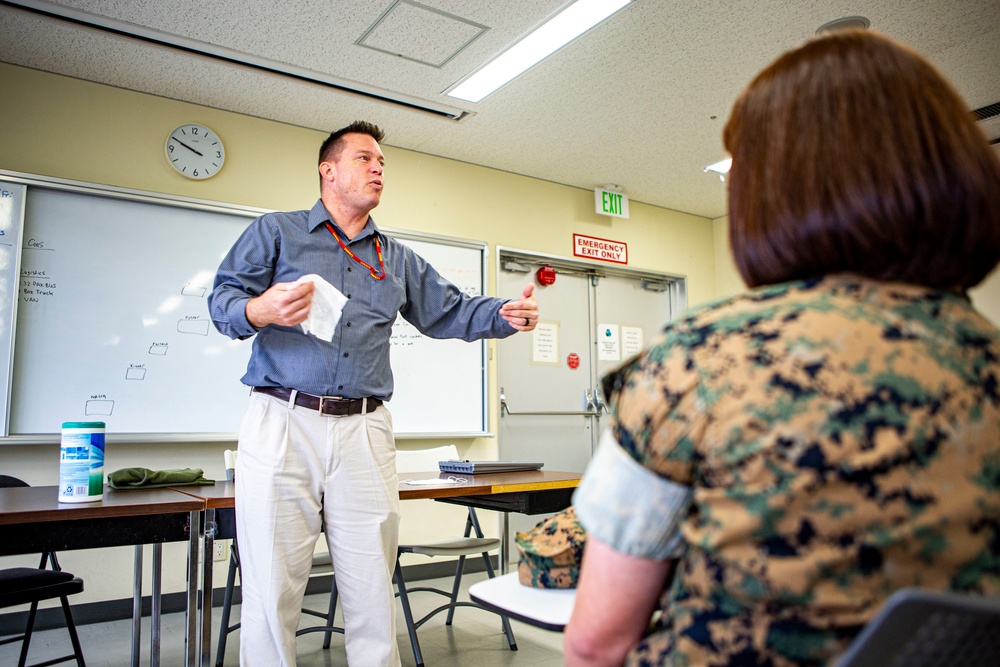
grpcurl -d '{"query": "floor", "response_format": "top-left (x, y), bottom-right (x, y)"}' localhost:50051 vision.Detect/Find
top-left (1, 572), bottom-right (566, 666)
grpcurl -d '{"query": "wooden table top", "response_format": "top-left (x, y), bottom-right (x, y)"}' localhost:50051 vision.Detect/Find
top-left (0, 484), bottom-right (205, 525)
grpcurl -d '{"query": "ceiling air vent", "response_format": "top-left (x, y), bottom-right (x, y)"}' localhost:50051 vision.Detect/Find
top-left (972, 102), bottom-right (1000, 122)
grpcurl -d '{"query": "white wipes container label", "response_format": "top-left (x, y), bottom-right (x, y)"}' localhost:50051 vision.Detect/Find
top-left (59, 422), bottom-right (105, 502)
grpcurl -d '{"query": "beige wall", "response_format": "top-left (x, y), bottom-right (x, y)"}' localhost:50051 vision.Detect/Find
top-left (0, 63), bottom-right (717, 604)
top-left (970, 269), bottom-right (1000, 327)
top-left (712, 215), bottom-right (746, 300)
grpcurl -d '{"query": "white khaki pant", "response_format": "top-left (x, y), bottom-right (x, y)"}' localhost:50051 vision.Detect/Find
top-left (235, 392), bottom-right (401, 667)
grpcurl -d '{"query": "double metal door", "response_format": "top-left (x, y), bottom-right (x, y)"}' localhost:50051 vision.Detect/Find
top-left (496, 248), bottom-right (685, 546)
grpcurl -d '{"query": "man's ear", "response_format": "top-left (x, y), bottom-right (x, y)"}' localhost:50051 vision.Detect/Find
top-left (319, 160), bottom-right (336, 184)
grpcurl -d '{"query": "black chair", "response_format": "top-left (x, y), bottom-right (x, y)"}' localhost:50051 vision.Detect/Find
top-left (836, 588), bottom-right (1000, 667)
top-left (0, 475), bottom-right (87, 667)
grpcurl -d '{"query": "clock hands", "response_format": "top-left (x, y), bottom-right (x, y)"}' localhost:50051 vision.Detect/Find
top-left (171, 136), bottom-right (203, 157)
top-left (166, 124), bottom-right (224, 179)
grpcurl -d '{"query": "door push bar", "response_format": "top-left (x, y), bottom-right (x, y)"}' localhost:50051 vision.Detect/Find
top-left (499, 387), bottom-right (608, 417)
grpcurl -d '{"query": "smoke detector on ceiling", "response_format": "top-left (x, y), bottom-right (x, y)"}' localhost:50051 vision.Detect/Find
top-left (816, 15), bottom-right (870, 34)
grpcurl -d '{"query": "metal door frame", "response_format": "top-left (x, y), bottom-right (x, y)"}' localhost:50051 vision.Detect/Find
top-left (496, 245), bottom-right (687, 427)
top-left (497, 247), bottom-right (687, 308)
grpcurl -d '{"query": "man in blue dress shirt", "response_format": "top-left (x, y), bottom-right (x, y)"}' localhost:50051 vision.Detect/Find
top-left (209, 121), bottom-right (537, 667)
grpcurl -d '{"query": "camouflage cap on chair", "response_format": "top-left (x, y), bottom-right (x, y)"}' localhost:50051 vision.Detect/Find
top-left (515, 506), bottom-right (586, 589)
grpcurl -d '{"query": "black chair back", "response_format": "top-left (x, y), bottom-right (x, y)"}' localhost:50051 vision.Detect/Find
top-left (0, 475), bottom-right (29, 488)
top-left (836, 588), bottom-right (1000, 667)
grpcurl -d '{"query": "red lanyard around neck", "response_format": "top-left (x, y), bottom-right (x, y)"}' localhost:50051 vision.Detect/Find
top-left (325, 222), bottom-right (386, 281)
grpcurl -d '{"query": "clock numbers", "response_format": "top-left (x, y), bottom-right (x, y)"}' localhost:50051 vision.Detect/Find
top-left (165, 124), bottom-right (225, 180)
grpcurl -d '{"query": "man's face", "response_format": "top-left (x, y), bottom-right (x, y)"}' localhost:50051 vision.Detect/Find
top-left (328, 132), bottom-right (385, 212)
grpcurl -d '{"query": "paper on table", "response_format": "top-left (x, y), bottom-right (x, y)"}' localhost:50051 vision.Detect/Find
top-left (292, 274), bottom-right (347, 342)
top-left (400, 478), bottom-right (469, 486)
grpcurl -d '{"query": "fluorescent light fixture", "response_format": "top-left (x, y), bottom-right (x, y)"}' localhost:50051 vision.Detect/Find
top-left (703, 157), bottom-right (733, 174)
top-left (446, 0), bottom-right (632, 103)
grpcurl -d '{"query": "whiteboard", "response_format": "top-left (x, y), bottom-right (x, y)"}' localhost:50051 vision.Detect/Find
top-left (2, 174), bottom-right (487, 440)
top-left (387, 238), bottom-right (487, 436)
top-left (0, 182), bottom-right (26, 434)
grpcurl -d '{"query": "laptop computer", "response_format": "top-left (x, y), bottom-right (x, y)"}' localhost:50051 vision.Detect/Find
top-left (438, 460), bottom-right (544, 474)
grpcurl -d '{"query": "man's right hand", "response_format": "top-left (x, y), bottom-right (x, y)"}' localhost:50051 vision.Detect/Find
top-left (246, 281), bottom-right (315, 328)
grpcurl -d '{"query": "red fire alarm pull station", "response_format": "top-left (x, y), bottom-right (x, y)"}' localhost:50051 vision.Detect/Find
top-left (537, 264), bottom-right (556, 286)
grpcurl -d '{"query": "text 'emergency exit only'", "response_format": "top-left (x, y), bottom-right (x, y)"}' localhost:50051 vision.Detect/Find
top-left (573, 233), bottom-right (628, 265)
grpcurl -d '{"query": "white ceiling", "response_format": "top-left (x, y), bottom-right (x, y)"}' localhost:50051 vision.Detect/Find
top-left (1, 0), bottom-right (998, 220)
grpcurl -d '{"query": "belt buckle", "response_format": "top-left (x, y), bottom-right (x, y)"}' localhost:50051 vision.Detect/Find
top-left (318, 395), bottom-right (345, 415)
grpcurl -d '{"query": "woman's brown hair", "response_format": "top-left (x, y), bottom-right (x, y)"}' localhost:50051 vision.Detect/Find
top-left (724, 29), bottom-right (1000, 289)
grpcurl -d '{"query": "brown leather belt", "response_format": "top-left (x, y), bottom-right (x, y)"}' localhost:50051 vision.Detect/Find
top-left (252, 386), bottom-right (382, 416)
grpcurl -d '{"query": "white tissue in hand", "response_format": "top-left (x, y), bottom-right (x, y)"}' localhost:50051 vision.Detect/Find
top-left (292, 274), bottom-right (347, 342)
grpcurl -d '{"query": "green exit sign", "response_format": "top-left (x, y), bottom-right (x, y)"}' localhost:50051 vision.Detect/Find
top-left (594, 187), bottom-right (629, 218)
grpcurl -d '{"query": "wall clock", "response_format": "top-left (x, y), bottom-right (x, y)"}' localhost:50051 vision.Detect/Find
top-left (164, 123), bottom-right (225, 179)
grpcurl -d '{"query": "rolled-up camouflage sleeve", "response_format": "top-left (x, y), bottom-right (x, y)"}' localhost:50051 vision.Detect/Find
top-left (574, 428), bottom-right (690, 560)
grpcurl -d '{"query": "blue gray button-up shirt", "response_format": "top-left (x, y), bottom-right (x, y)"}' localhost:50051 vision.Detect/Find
top-left (209, 200), bottom-right (516, 400)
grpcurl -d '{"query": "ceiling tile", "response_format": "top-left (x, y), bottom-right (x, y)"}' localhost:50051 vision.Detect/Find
top-left (358, 0), bottom-right (488, 68)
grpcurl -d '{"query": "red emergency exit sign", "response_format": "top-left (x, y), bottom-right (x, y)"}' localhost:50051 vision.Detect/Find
top-left (573, 233), bottom-right (628, 264)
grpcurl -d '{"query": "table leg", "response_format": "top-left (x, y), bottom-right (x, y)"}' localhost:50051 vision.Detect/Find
top-left (501, 512), bottom-right (510, 574)
top-left (200, 508), bottom-right (216, 667)
top-left (185, 510), bottom-right (201, 667)
top-left (132, 545), bottom-right (143, 667)
top-left (152, 543), bottom-right (162, 667)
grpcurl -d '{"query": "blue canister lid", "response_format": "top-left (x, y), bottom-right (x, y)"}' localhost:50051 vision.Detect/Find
top-left (61, 422), bottom-right (106, 429)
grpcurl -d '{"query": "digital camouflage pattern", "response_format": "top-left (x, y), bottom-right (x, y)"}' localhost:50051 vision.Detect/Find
top-left (516, 506), bottom-right (586, 589)
top-left (603, 275), bottom-right (1000, 666)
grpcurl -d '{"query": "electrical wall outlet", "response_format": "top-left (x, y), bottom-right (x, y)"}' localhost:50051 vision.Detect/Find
top-left (214, 539), bottom-right (229, 562)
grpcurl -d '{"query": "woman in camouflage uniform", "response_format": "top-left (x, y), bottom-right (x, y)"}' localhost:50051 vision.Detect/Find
top-left (565, 29), bottom-right (1000, 667)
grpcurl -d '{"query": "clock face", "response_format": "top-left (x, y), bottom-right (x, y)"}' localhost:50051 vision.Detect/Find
top-left (165, 124), bottom-right (225, 179)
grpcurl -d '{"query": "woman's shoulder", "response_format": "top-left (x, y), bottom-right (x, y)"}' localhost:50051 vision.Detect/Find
top-left (642, 277), bottom-right (825, 354)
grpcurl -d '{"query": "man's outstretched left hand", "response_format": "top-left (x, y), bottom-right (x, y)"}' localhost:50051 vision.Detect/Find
top-left (500, 283), bottom-right (539, 332)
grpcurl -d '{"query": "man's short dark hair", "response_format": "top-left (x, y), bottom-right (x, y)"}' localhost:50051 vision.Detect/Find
top-left (723, 30), bottom-right (1000, 290)
top-left (319, 121), bottom-right (385, 166)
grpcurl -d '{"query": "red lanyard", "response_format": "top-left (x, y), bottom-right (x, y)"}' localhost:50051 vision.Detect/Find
top-left (325, 222), bottom-right (386, 281)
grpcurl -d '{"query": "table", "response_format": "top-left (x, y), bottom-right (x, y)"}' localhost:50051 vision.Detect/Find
top-left (469, 572), bottom-right (576, 632)
top-left (0, 484), bottom-right (205, 667)
top-left (174, 469), bottom-right (581, 667)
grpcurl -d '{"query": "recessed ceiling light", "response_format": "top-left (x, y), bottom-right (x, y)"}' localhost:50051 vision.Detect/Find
top-left (703, 157), bottom-right (732, 182)
top-left (446, 0), bottom-right (632, 103)
top-left (816, 15), bottom-right (870, 34)
top-left (703, 158), bottom-right (732, 174)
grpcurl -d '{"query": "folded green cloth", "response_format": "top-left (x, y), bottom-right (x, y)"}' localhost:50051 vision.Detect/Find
top-left (107, 467), bottom-right (214, 489)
